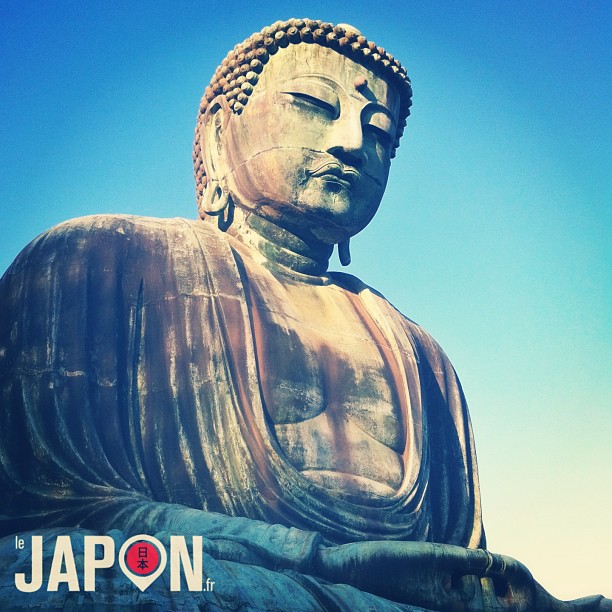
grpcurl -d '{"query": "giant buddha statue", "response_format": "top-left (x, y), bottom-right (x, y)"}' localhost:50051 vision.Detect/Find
top-left (0, 19), bottom-right (609, 611)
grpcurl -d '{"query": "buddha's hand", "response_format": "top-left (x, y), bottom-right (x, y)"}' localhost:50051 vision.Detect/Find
top-left (313, 540), bottom-right (608, 611)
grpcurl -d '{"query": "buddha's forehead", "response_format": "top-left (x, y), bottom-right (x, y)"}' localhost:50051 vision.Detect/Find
top-left (256, 44), bottom-right (400, 118)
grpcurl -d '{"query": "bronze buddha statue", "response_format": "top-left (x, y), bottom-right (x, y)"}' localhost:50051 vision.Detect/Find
top-left (0, 18), bottom-right (608, 611)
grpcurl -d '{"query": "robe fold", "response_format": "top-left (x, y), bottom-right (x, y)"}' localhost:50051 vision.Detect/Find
top-left (0, 214), bottom-right (486, 608)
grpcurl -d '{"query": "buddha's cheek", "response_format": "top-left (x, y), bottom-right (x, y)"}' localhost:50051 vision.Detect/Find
top-left (226, 150), bottom-right (299, 211)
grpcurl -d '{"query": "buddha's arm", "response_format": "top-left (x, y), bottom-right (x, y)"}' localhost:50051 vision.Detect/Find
top-left (100, 500), bottom-right (323, 571)
top-left (0, 215), bottom-right (327, 574)
top-left (313, 540), bottom-right (608, 611)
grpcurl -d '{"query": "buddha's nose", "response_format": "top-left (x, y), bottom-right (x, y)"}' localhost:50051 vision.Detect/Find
top-left (325, 110), bottom-right (365, 168)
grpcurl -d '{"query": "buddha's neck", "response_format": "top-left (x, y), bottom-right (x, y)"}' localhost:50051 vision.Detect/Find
top-left (227, 208), bottom-right (333, 277)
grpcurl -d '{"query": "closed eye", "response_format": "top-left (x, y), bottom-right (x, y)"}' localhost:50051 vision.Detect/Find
top-left (363, 124), bottom-right (393, 146)
top-left (286, 91), bottom-right (338, 117)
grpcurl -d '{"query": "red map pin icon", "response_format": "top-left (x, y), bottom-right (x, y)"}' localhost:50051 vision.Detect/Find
top-left (119, 535), bottom-right (167, 591)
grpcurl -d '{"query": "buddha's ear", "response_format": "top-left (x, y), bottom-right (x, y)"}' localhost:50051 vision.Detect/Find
top-left (197, 96), bottom-right (232, 217)
top-left (199, 96), bottom-right (231, 178)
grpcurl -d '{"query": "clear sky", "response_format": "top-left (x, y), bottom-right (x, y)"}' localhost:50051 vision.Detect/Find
top-left (1, 0), bottom-right (610, 601)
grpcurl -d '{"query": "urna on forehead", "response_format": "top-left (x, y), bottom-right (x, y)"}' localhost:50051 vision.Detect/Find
top-left (193, 18), bottom-right (413, 202)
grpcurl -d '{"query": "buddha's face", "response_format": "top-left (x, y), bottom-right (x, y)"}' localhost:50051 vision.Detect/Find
top-left (214, 44), bottom-right (401, 244)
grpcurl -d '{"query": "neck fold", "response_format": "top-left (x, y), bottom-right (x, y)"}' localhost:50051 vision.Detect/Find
top-left (227, 208), bottom-right (334, 277)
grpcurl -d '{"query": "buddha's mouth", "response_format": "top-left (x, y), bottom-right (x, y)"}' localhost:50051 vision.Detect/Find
top-left (306, 161), bottom-right (360, 189)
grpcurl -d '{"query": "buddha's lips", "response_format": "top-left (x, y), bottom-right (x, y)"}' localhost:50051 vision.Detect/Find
top-left (306, 162), bottom-right (360, 187)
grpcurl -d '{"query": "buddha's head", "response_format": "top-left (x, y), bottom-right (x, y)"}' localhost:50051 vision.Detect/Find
top-left (193, 19), bottom-right (412, 249)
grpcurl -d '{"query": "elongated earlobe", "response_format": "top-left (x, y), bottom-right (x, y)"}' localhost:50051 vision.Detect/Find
top-left (338, 239), bottom-right (351, 266)
top-left (199, 178), bottom-right (227, 214)
top-left (197, 96), bottom-right (233, 222)
top-left (217, 193), bottom-right (234, 232)
top-left (198, 178), bottom-right (234, 231)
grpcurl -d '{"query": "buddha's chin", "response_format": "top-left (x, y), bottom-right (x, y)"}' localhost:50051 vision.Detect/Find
top-left (293, 194), bottom-right (375, 244)
top-left (253, 198), bottom-right (367, 245)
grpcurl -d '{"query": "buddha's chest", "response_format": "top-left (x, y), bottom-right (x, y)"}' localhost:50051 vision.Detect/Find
top-left (245, 272), bottom-right (406, 497)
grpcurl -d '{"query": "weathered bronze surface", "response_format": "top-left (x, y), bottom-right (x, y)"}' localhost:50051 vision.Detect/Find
top-left (0, 18), bottom-right (609, 611)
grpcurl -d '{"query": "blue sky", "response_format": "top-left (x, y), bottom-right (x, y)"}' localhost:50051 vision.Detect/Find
top-left (1, 0), bottom-right (610, 600)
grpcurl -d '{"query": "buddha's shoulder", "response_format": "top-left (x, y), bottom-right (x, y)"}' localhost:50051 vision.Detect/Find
top-left (37, 214), bottom-right (218, 245)
top-left (7, 215), bottom-right (226, 274)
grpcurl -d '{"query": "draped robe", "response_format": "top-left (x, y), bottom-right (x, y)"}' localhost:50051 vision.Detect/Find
top-left (0, 214), bottom-right (486, 608)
